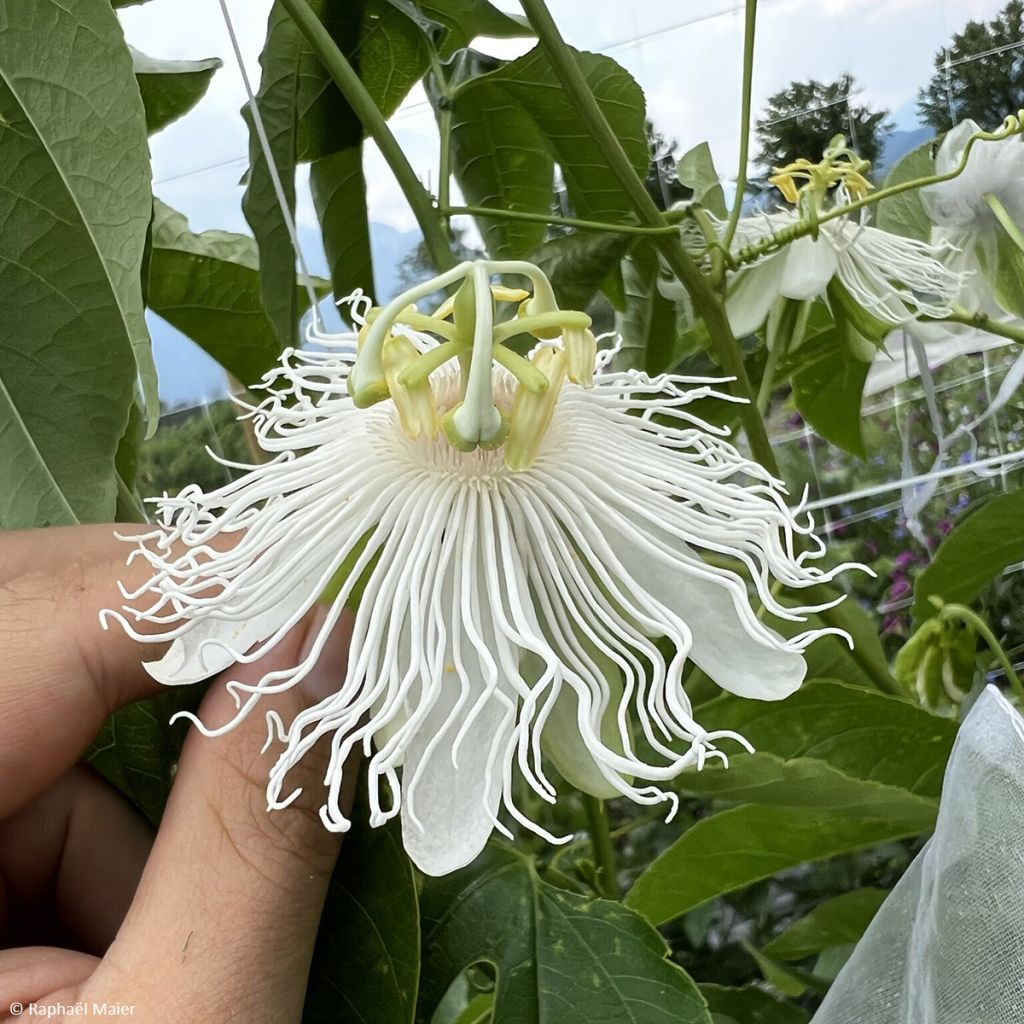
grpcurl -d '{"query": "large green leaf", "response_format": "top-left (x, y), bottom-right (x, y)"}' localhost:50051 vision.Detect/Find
top-left (762, 887), bottom-right (887, 961)
top-left (697, 680), bottom-right (957, 799)
top-left (244, 0), bottom-right (428, 345)
top-left (875, 139), bottom-right (934, 241)
top-left (447, 45), bottom-right (648, 259)
top-left (0, 0), bottom-right (154, 528)
top-left (304, 810), bottom-right (419, 1024)
top-left (311, 144), bottom-right (375, 302)
top-left (447, 68), bottom-right (553, 259)
top-left (624, 681), bottom-right (953, 925)
top-left (624, 804), bottom-right (928, 926)
top-left (789, 328), bottom-right (870, 458)
top-left (147, 200), bottom-right (326, 387)
top-left (675, 752), bottom-right (937, 821)
top-left (913, 486), bottom-right (1024, 623)
top-left (418, 844), bottom-right (712, 1024)
top-left (131, 47), bottom-right (221, 135)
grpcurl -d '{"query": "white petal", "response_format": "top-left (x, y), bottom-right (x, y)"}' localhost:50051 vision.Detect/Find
top-left (143, 561), bottom-right (331, 685)
top-left (400, 663), bottom-right (514, 876)
top-left (726, 257), bottom-right (785, 336)
top-left (400, 565), bottom-right (515, 876)
top-left (534, 649), bottom-right (631, 801)
top-left (778, 236), bottom-right (838, 301)
top-left (605, 526), bottom-right (806, 701)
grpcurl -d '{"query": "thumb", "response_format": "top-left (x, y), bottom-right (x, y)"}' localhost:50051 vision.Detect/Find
top-left (97, 604), bottom-right (356, 1023)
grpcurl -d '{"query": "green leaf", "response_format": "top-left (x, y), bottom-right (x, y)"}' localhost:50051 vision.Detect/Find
top-left (448, 46), bottom-right (648, 258)
top-left (913, 486), bottom-right (1024, 623)
top-left (677, 142), bottom-right (727, 218)
top-left (244, 0), bottom-right (428, 343)
top-left (875, 138), bottom-right (935, 241)
top-left (87, 690), bottom-right (199, 826)
top-left (624, 804), bottom-right (928, 926)
top-left (530, 231), bottom-right (631, 311)
top-left (415, 0), bottom-right (531, 57)
top-left (495, 47), bottom-right (649, 225)
top-left (131, 47), bottom-right (221, 135)
top-left (615, 243), bottom-right (682, 374)
top-left (743, 943), bottom-right (817, 998)
top-left (699, 984), bottom-right (808, 1024)
top-left (625, 681), bottom-right (955, 926)
top-left (790, 328), bottom-right (870, 457)
top-left (762, 887), bottom-right (887, 961)
top-left (674, 752), bottom-right (938, 821)
top-left (447, 70), bottom-right (554, 259)
top-left (147, 200), bottom-right (327, 387)
top-left (311, 144), bottom-right (375, 302)
top-left (304, 809), bottom-right (419, 1024)
top-left (0, 0), bottom-right (154, 527)
top-left (418, 844), bottom-right (712, 1024)
top-left (697, 679), bottom-right (957, 799)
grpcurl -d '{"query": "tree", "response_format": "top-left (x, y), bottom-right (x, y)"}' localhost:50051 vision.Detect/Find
top-left (754, 74), bottom-right (892, 186)
top-left (918, 0), bottom-right (1024, 133)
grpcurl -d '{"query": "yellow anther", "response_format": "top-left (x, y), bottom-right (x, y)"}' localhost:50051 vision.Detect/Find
top-left (491, 285), bottom-right (530, 303)
top-left (563, 327), bottom-right (597, 387)
top-left (382, 335), bottom-right (438, 440)
top-left (504, 347), bottom-right (568, 471)
top-left (431, 294), bottom-right (457, 320)
top-left (768, 169), bottom-right (801, 204)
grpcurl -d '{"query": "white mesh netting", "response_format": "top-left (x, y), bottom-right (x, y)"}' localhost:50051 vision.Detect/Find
top-left (811, 685), bottom-right (1024, 1024)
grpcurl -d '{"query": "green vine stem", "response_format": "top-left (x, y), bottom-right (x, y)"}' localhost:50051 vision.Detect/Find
top-left (442, 204), bottom-right (684, 236)
top-left (926, 306), bottom-right (1024, 345)
top-left (722, 0), bottom-right (757, 252)
top-left (519, 0), bottom-right (782, 477)
top-left (936, 601), bottom-right (1024, 702)
top-left (277, 0), bottom-right (457, 273)
top-left (583, 795), bottom-right (619, 899)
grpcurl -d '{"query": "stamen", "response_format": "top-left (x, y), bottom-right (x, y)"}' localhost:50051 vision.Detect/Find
top-left (504, 347), bottom-right (568, 471)
top-left (382, 335), bottom-right (438, 440)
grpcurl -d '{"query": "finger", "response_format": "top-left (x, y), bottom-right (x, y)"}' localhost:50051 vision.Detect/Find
top-left (0, 766), bottom-right (152, 953)
top-left (0, 947), bottom-right (98, 1016)
top-left (0, 525), bottom-right (166, 815)
top-left (101, 605), bottom-right (355, 1023)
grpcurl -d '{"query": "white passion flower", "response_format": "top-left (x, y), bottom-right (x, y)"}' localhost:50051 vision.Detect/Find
top-left (921, 117), bottom-right (1024, 313)
top-left (923, 118), bottom-right (1024, 237)
top-left (721, 194), bottom-right (964, 338)
top-left (104, 260), bottom-right (861, 877)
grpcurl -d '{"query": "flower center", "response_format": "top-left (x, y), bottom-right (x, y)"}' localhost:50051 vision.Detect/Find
top-left (348, 260), bottom-right (597, 471)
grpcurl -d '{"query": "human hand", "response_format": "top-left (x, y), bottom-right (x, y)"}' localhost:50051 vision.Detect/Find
top-left (0, 525), bottom-right (353, 1023)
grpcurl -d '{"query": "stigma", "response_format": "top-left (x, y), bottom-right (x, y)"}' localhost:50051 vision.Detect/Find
top-left (347, 260), bottom-right (598, 470)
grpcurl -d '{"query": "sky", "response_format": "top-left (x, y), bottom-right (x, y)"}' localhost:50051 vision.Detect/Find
top-left (117, 0), bottom-right (1015, 406)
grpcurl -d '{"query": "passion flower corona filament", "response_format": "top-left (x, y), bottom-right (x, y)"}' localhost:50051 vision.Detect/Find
top-left (104, 261), bottom-right (864, 876)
